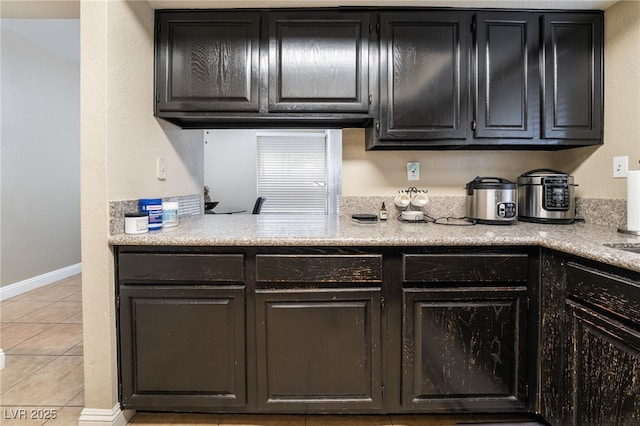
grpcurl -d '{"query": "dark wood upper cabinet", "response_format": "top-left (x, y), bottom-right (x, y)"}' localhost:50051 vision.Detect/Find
top-left (154, 9), bottom-right (604, 149)
top-left (377, 11), bottom-right (470, 143)
top-left (474, 12), bottom-right (538, 140)
top-left (542, 14), bottom-right (603, 140)
top-left (268, 12), bottom-right (370, 113)
top-left (155, 11), bottom-right (261, 113)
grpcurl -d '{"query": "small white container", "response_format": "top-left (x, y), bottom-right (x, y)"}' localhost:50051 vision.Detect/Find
top-left (125, 213), bottom-right (149, 234)
top-left (162, 200), bottom-right (179, 227)
top-left (401, 210), bottom-right (424, 222)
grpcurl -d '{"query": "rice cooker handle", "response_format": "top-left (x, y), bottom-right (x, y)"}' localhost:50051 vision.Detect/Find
top-left (466, 176), bottom-right (511, 195)
top-left (521, 168), bottom-right (566, 176)
top-left (474, 176), bottom-right (512, 183)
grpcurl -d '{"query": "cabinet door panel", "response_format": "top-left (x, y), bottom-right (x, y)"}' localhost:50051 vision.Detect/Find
top-left (380, 12), bottom-right (469, 140)
top-left (119, 286), bottom-right (246, 410)
top-left (402, 287), bottom-right (528, 412)
top-left (269, 12), bottom-right (369, 112)
top-left (542, 14), bottom-right (603, 140)
top-left (156, 12), bottom-right (260, 113)
top-left (256, 288), bottom-right (382, 411)
top-left (567, 301), bottom-right (640, 425)
top-left (475, 13), bottom-right (537, 139)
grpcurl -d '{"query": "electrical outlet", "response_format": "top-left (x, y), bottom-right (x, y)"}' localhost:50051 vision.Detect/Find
top-left (613, 156), bottom-right (628, 178)
top-left (407, 162), bottom-right (420, 181)
top-left (157, 158), bottom-right (167, 180)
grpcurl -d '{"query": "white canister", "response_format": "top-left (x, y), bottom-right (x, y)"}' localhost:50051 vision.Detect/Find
top-left (162, 200), bottom-right (179, 227)
top-left (124, 213), bottom-right (149, 234)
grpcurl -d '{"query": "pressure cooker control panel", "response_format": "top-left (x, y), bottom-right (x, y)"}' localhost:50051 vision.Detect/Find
top-left (542, 177), bottom-right (570, 211)
top-left (497, 202), bottom-right (517, 219)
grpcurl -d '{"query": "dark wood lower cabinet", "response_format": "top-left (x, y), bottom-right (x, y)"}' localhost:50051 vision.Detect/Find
top-left (255, 288), bottom-right (382, 412)
top-left (566, 300), bottom-right (640, 425)
top-left (119, 245), bottom-right (640, 423)
top-left (402, 287), bottom-right (529, 412)
top-left (541, 250), bottom-right (640, 425)
top-left (118, 285), bottom-right (246, 411)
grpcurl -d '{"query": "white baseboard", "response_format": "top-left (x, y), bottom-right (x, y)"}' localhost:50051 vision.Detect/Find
top-left (0, 348), bottom-right (5, 370)
top-left (79, 405), bottom-right (134, 426)
top-left (0, 263), bottom-right (82, 301)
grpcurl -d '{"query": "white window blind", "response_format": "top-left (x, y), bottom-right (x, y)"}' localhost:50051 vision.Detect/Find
top-left (257, 131), bottom-right (332, 214)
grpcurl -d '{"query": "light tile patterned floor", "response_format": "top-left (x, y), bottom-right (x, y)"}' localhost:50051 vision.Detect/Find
top-left (1, 275), bottom-right (84, 425)
top-left (0, 275), bottom-right (544, 426)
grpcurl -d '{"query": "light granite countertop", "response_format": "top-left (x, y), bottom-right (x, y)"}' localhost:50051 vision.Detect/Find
top-left (109, 214), bottom-right (640, 274)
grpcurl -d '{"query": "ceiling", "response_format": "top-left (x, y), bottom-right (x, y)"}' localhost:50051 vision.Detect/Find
top-left (0, 0), bottom-right (621, 18)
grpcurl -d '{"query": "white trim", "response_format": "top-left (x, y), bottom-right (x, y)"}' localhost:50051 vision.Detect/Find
top-left (78, 405), bottom-right (134, 426)
top-left (0, 348), bottom-right (5, 370)
top-left (0, 263), bottom-right (82, 301)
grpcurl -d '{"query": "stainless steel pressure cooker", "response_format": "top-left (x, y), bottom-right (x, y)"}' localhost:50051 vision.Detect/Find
top-left (517, 169), bottom-right (576, 224)
top-left (465, 177), bottom-right (517, 225)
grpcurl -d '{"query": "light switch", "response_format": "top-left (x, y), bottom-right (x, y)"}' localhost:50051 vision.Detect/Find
top-left (157, 158), bottom-right (167, 180)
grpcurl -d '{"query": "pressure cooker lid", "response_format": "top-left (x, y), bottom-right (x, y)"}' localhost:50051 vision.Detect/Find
top-left (518, 168), bottom-right (574, 185)
top-left (466, 176), bottom-right (516, 195)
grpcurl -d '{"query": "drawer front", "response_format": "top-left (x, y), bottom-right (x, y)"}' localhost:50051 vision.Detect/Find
top-left (403, 254), bottom-right (528, 283)
top-left (567, 262), bottom-right (640, 324)
top-left (118, 253), bottom-right (245, 283)
top-left (256, 254), bottom-right (383, 283)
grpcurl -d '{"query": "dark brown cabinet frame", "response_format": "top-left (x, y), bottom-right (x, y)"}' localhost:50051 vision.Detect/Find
top-left (539, 250), bottom-right (640, 425)
top-left (154, 8), bottom-right (603, 150)
top-left (115, 245), bottom-right (540, 416)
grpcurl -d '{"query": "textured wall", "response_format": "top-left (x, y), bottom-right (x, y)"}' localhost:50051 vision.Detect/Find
top-left (555, 0), bottom-right (640, 200)
top-left (80, 0), bottom-right (203, 414)
top-left (1, 20), bottom-right (80, 287)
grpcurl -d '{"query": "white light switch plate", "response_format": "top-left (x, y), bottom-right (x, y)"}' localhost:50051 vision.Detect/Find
top-left (157, 158), bottom-right (167, 180)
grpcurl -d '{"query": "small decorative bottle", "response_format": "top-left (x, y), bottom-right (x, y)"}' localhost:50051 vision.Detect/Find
top-left (379, 202), bottom-right (388, 221)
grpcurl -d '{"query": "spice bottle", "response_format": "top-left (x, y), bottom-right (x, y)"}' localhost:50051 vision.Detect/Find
top-left (379, 202), bottom-right (388, 221)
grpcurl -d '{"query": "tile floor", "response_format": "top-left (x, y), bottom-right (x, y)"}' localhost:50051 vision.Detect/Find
top-left (0, 275), bottom-right (544, 426)
top-left (1, 274), bottom-right (84, 425)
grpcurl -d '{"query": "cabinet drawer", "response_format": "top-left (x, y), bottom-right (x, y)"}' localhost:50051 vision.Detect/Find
top-left (256, 254), bottom-right (382, 283)
top-left (403, 254), bottom-right (528, 283)
top-left (118, 253), bottom-right (244, 283)
top-left (567, 262), bottom-right (640, 325)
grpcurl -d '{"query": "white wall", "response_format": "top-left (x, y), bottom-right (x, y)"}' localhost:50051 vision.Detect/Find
top-left (81, 0), bottom-right (203, 416)
top-left (204, 130), bottom-right (258, 211)
top-left (0, 19), bottom-right (80, 287)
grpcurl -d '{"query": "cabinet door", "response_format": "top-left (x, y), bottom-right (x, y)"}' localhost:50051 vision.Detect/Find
top-left (268, 12), bottom-right (370, 113)
top-left (379, 12), bottom-right (470, 141)
top-left (474, 13), bottom-right (538, 139)
top-left (255, 288), bottom-right (382, 412)
top-left (156, 12), bottom-right (261, 113)
top-left (119, 286), bottom-right (246, 411)
top-left (542, 14), bottom-right (603, 140)
top-left (566, 300), bottom-right (640, 425)
top-left (402, 287), bottom-right (529, 412)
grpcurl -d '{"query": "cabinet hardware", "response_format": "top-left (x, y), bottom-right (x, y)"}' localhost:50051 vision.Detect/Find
top-left (376, 122), bottom-right (380, 132)
top-left (471, 120), bottom-right (477, 131)
top-left (368, 94), bottom-right (373, 105)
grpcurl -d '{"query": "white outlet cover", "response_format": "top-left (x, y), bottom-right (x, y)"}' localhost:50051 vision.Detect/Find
top-left (613, 156), bottom-right (628, 178)
top-left (407, 162), bottom-right (420, 181)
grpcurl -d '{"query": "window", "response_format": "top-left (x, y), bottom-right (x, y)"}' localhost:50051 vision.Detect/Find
top-left (256, 130), bottom-right (341, 215)
top-left (203, 129), bottom-right (341, 215)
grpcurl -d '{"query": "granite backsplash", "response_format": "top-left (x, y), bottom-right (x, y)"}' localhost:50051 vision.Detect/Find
top-left (109, 195), bottom-right (626, 235)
